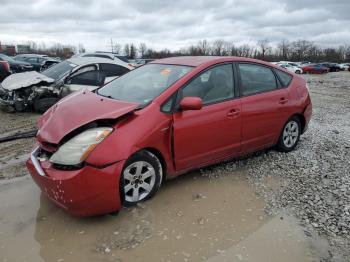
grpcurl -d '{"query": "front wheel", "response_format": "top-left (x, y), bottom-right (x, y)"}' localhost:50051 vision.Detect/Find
top-left (276, 116), bottom-right (301, 152)
top-left (120, 150), bottom-right (163, 206)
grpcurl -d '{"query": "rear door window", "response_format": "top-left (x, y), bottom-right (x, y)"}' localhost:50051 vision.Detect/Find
top-left (238, 63), bottom-right (277, 96)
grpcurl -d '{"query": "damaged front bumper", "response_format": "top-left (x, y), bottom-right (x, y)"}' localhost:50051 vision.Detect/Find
top-left (0, 86), bottom-right (27, 112)
top-left (0, 85), bottom-right (16, 110)
top-left (27, 145), bottom-right (125, 216)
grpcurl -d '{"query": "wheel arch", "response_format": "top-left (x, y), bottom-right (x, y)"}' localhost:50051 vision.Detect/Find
top-left (142, 147), bottom-right (167, 179)
top-left (293, 113), bottom-right (306, 134)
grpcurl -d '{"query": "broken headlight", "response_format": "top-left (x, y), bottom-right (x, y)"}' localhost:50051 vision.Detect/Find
top-left (50, 127), bottom-right (113, 166)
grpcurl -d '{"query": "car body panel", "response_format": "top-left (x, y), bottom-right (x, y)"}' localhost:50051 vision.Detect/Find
top-left (27, 56), bottom-right (312, 216)
top-left (37, 90), bottom-right (139, 144)
top-left (173, 99), bottom-right (242, 170)
top-left (240, 88), bottom-right (291, 152)
top-left (1, 71), bottom-right (55, 90)
top-left (302, 64), bottom-right (328, 74)
top-left (27, 152), bottom-right (124, 216)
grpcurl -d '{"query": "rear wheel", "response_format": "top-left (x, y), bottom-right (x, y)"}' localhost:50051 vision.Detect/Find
top-left (120, 150), bottom-right (163, 206)
top-left (276, 116), bottom-right (301, 152)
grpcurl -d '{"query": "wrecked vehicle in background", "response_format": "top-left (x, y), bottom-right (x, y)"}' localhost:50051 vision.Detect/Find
top-left (0, 57), bottom-right (130, 113)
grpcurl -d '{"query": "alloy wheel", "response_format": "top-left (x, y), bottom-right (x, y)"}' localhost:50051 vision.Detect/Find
top-left (282, 121), bottom-right (299, 148)
top-left (123, 161), bottom-right (156, 202)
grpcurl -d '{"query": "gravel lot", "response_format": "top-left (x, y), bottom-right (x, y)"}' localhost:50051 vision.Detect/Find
top-left (0, 71), bottom-right (349, 261)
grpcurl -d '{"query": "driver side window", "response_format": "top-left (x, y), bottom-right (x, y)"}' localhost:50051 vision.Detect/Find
top-left (181, 64), bottom-right (234, 105)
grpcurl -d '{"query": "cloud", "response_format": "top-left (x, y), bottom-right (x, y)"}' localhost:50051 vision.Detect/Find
top-left (0, 0), bottom-right (349, 52)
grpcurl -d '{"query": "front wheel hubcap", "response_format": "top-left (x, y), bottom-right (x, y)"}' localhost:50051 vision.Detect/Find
top-left (283, 121), bottom-right (299, 148)
top-left (123, 161), bottom-right (156, 202)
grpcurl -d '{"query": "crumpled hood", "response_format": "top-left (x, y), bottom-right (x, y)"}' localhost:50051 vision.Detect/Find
top-left (37, 90), bottom-right (140, 144)
top-left (1, 71), bottom-right (55, 91)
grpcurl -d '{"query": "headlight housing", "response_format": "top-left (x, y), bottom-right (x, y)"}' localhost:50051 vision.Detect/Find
top-left (50, 127), bottom-right (113, 166)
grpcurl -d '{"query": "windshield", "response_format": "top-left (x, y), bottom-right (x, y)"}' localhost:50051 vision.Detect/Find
top-left (98, 64), bottom-right (193, 104)
top-left (41, 60), bottom-right (77, 80)
top-left (0, 54), bottom-right (16, 62)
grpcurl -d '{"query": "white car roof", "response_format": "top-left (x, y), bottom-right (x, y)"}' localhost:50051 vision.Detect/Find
top-left (75, 53), bottom-right (132, 69)
top-left (67, 57), bottom-right (129, 69)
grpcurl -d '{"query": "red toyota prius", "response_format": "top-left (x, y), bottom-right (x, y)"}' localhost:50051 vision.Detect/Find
top-left (27, 56), bottom-right (312, 216)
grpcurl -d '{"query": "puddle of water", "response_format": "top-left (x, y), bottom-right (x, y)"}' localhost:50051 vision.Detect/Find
top-left (0, 170), bottom-right (323, 262)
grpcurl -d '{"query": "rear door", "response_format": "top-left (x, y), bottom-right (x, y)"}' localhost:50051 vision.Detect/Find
top-left (237, 63), bottom-right (291, 152)
top-left (172, 63), bottom-right (242, 170)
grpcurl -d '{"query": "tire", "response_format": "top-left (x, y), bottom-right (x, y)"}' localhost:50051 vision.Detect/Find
top-left (295, 70), bottom-right (301, 74)
top-left (276, 116), bottom-right (301, 152)
top-left (33, 97), bottom-right (59, 113)
top-left (120, 150), bottom-right (163, 206)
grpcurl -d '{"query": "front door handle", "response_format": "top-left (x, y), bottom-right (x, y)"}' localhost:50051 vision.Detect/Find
top-left (227, 109), bottom-right (240, 118)
top-left (279, 97), bottom-right (289, 104)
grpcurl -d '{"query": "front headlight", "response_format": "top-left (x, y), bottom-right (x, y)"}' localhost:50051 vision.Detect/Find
top-left (50, 127), bottom-right (113, 166)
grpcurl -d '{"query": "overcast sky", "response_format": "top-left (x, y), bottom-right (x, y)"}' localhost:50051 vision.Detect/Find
top-left (0, 0), bottom-right (349, 52)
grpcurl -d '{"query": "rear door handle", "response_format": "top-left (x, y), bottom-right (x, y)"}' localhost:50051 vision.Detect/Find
top-left (279, 97), bottom-right (289, 104)
top-left (227, 109), bottom-right (240, 118)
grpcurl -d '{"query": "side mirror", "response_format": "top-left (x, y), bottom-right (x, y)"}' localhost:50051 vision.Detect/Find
top-left (180, 97), bottom-right (203, 111)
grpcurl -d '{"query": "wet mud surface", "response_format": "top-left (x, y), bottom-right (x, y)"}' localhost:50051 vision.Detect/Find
top-left (0, 172), bottom-right (327, 262)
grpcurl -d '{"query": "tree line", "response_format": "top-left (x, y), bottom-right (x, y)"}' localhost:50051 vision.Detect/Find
top-left (120, 39), bottom-right (350, 63)
top-left (10, 39), bottom-right (350, 63)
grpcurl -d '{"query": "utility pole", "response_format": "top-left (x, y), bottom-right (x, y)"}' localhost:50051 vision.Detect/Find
top-left (110, 38), bottom-right (114, 53)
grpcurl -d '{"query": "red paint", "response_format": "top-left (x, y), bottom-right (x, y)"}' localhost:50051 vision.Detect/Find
top-left (302, 64), bottom-right (328, 74)
top-left (28, 56), bottom-right (312, 216)
top-left (179, 97), bottom-right (203, 110)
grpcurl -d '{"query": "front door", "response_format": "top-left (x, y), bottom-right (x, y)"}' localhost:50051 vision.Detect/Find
top-left (173, 63), bottom-right (242, 170)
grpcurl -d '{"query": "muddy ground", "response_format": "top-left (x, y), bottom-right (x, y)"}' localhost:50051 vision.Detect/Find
top-left (0, 72), bottom-right (349, 262)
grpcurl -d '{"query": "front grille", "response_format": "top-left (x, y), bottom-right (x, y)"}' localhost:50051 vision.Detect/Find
top-left (53, 163), bottom-right (84, 171)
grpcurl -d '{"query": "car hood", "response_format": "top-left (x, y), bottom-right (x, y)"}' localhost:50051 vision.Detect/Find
top-left (1, 71), bottom-right (55, 91)
top-left (37, 90), bottom-right (140, 144)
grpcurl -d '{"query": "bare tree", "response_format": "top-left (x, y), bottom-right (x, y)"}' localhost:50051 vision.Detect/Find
top-left (291, 40), bottom-right (313, 61)
top-left (129, 43), bottom-right (136, 59)
top-left (113, 43), bottom-right (121, 54)
top-left (197, 39), bottom-right (210, 55)
top-left (138, 43), bottom-right (147, 58)
top-left (277, 40), bottom-right (290, 60)
top-left (78, 43), bottom-right (85, 54)
top-left (124, 44), bottom-right (130, 57)
top-left (257, 39), bottom-right (270, 60)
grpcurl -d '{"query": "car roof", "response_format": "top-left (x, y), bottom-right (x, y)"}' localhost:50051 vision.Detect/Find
top-left (15, 54), bottom-right (48, 57)
top-left (67, 57), bottom-right (129, 68)
top-left (150, 56), bottom-right (274, 67)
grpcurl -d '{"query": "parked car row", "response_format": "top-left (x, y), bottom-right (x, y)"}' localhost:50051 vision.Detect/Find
top-left (273, 60), bottom-right (350, 74)
top-left (0, 53), bottom-right (34, 73)
top-left (14, 54), bottom-right (60, 71)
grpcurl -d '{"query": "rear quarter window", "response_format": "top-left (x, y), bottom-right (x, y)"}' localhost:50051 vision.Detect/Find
top-left (275, 69), bottom-right (293, 87)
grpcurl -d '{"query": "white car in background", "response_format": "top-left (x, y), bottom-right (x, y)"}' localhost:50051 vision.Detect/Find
top-left (339, 63), bottom-right (349, 71)
top-left (278, 63), bottom-right (303, 74)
